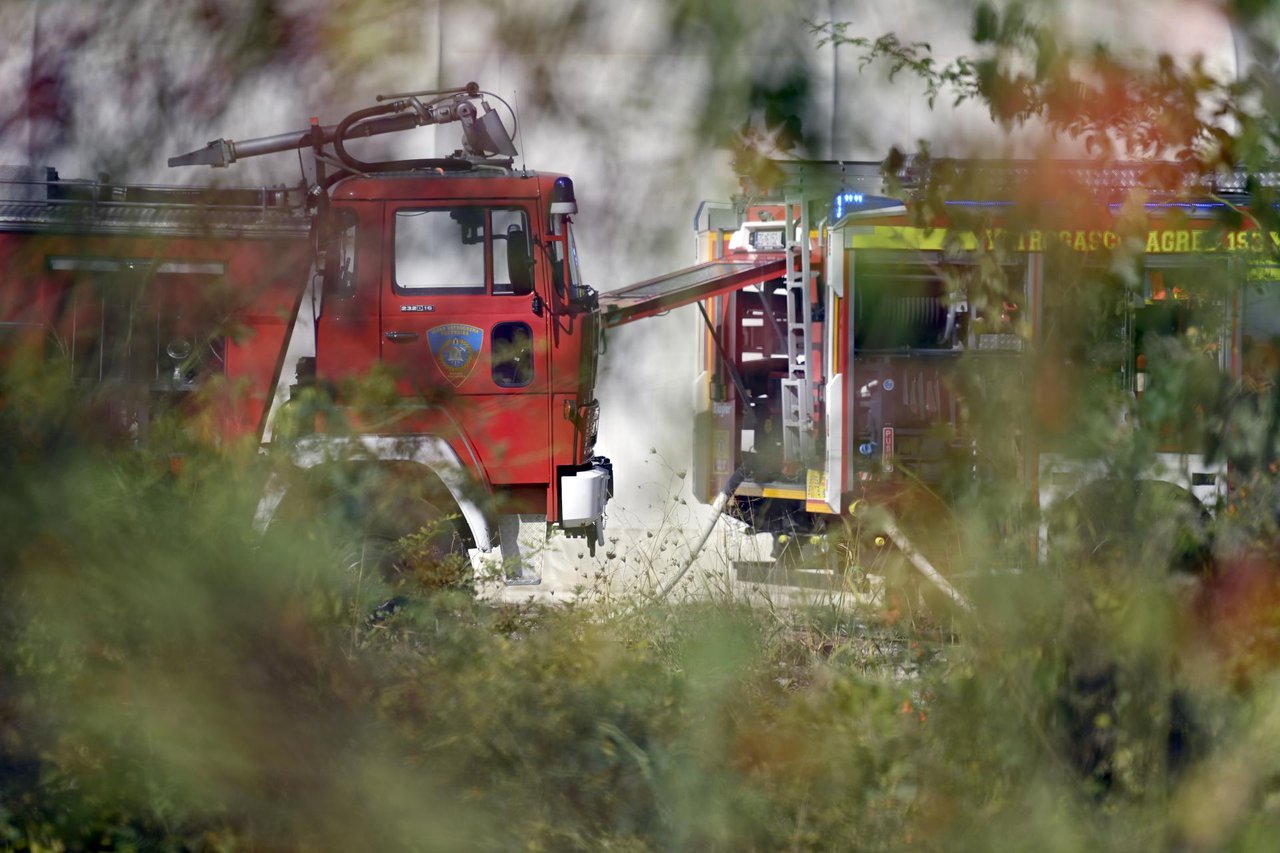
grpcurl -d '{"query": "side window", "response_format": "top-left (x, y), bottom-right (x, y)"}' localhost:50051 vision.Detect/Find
top-left (47, 257), bottom-right (229, 388)
top-left (492, 321), bottom-right (534, 387)
top-left (1041, 261), bottom-right (1128, 378)
top-left (547, 215), bottom-right (584, 300)
top-left (1243, 282), bottom-right (1280, 393)
top-left (491, 208), bottom-right (532, 295)
top-left (1137, 261), bottom-right (1228, 390)
top-left (394, 208), bottom-right (485, 291)
top-left (1140, 264), bottom-right (1226, 354)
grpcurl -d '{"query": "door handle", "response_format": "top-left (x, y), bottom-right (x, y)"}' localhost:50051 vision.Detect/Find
top-left (384, 331), bottom-right (419, 343)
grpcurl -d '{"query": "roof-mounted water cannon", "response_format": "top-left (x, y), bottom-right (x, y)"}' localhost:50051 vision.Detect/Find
top-left (376, 84), bottom-right (517, 162)
top-left (168, 82), bottom-right (518, 173)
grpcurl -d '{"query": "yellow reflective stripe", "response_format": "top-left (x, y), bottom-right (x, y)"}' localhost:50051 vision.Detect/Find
top-left (846, 224), bottom-right (1280, 255)
top-left (761, 486), bottom-right (806, 500)
top-left (830, 294), bottom-right (842, 377)
top-left (735, 481), bottom-right (806, 500)
top-left (846, 226), bottom-right (967, 251)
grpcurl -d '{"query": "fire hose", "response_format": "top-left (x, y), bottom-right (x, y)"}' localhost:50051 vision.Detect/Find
top-left (648, 465), bottom-right (972, 613)
top-left (649, 465), bottom-right (749, 603)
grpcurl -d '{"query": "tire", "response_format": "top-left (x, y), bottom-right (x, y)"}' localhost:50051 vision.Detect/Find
top-left (355, 496), bottom-right (472, 591)
top-left (1046, 479), bottom-right (1214, 796)
top-left (1047, 479), bottom-right (1213, 576)
top-left (273, 462), bottom-right (474, 602)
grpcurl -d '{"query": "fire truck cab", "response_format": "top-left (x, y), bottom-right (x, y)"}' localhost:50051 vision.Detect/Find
top-left (287, 168), bottom-right (611, 592)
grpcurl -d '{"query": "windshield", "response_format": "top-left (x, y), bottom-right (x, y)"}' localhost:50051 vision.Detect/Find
top-left (566, 222), bottom-right (583, 291)
top-left (550, 215), bottom-right (584, 300)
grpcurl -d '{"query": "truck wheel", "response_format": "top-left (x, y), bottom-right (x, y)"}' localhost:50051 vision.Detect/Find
top-left (346, 498), bottom-right (472, 595)
top-left (1047, 480), bottom-right (1213, 576)
top-left (342, 533), bottom-right (405, 616)
top-left (1047, 481), bottom-right (1214, 794)
top-left (271, 462), bottom-right (474, 607)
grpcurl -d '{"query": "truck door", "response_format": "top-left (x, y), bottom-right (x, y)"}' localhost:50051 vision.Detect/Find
top-left (380, 203), bottom-right (550, 486)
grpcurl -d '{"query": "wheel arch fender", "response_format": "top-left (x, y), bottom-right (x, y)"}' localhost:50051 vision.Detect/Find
top-left (255, 434), bottom-right (494, 552)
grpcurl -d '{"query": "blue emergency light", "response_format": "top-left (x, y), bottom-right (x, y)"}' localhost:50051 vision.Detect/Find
top-left (832, 191), bottom-right (900, 220)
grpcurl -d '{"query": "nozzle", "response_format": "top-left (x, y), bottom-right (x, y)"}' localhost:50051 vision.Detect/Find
top-left (376, 81), bottom-right (481, 102)
top-left (168, 138), bottom-right (236, 168)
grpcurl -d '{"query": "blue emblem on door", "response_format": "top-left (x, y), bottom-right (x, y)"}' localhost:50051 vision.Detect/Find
top-left (427, 323), bottom-right (484, 386)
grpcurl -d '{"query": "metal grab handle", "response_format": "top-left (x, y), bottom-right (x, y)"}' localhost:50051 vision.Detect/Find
top-left (384, 331), bottom-right (419, 343)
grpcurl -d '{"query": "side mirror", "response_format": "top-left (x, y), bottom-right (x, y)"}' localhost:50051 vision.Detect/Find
top-left (321, 208), bottom-right (358, 299)
top-left (320, 253), bottom-right (352, 298)
top-left (506, 224), bottom-right (534, 296)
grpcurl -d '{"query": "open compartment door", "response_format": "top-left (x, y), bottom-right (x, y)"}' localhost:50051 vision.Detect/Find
top-left (599, 258), bottom-right (786, 328)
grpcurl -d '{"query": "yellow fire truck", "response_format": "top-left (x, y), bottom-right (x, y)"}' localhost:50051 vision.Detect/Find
top-left (604, 159), bottom-right (1280, 577)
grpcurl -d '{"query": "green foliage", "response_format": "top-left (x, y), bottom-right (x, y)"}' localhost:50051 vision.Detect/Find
top-left (811, 26), bottom-right (983, 111)
top-left (817, 1), bottom-right (1280, 179)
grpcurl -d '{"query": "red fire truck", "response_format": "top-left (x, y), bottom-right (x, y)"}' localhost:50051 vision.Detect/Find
top-left (602, 159), bottom-right (1280, 578)
top-left (0, 84), bottom-right (627, 601)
